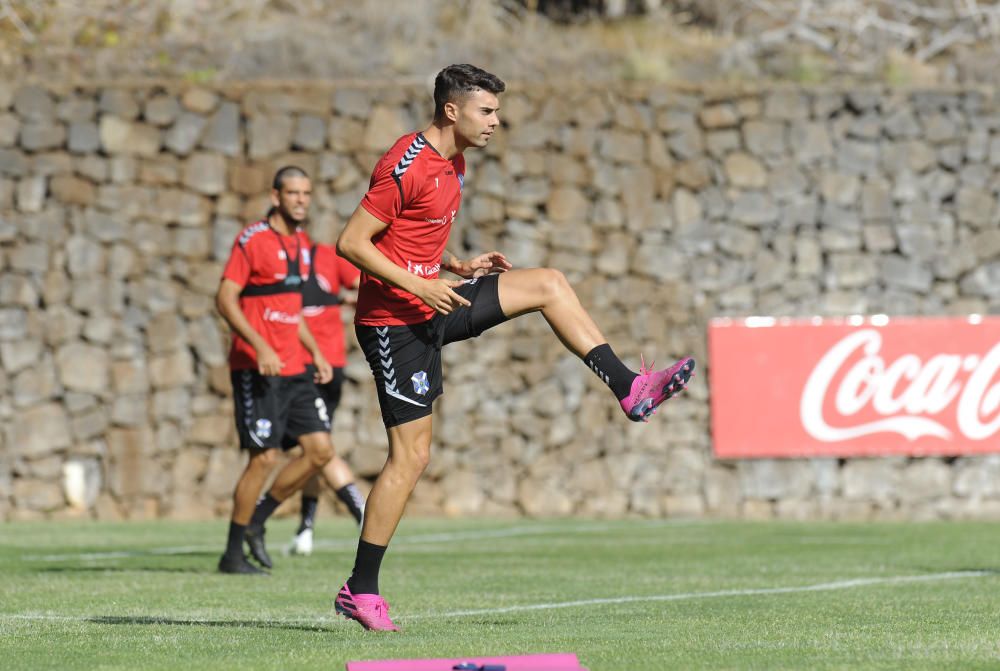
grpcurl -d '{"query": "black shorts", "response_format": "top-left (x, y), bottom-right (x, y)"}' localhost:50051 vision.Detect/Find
top-left (357, 274), bottom-right (508, 428)
top-left (231, 370), bottom-right (330, 451)
top-left (315, 366), bottom-right (345, 417)
top-left (279, 366), bottom-right (344, 449)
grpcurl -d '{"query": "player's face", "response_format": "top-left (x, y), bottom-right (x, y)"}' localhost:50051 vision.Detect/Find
top-left (453, 89), bottom-right (500, 149)
top-left (272, 176), bottom-right (312, 223)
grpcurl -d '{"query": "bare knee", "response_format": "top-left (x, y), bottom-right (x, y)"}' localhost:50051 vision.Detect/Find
top-left (248, 448), bottom-right (279, 471)
top-left (539, 267), bottom-right (570, 303)
top-left (389, 441), bottom-right (431, 477)
top-left (409, 444), bottom-right (431, 474)
top-left (301, 435), bottom-right (334, 467)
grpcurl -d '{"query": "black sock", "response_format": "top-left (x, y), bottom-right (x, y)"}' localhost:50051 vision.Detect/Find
top-left (298, 496), bottom-right (318, 533)
top-left (583, 343), bottom-right (637, 400)
top-left (249, 493), bottom-right (281, 529)
top-left (335, 483), bottom-right (366, 524)
top-left (225, 521), bottom-right (246, 558)
top-left (346, 539), bottom-right (387, 595)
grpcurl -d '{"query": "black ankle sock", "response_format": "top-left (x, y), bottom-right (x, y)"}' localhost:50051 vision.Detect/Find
top-left (335, 483), bottom-right (366, 524)
top-left (225, 521), bottom-right (246, 558)
top-left (249, 493), bottom-right (281, 528)
top-left (346, 539), bottom-right (387, 595)
top-left (583, 343), bottom-right (637, 400)
top-left (298, 496), bottom-right (318, 533)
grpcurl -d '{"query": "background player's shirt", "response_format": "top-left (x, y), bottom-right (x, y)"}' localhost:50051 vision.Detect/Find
top-left (221, 222), bottom-right (312, 375)
top-left (356, 132), bottom-right (466, 326)
top-left (303, 243), bottom-right (360, 367)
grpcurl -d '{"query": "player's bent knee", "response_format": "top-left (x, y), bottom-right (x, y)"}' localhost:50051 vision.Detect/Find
top-left (540, 267), bottom-right (569, 300)
top-left (249, 448), bottom-right (279, 470)
top-left (300, 434), bottom-right (334, 466)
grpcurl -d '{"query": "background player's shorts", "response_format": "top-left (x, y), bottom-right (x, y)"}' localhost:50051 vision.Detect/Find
top-left (280, 366), bottom-right (344, 449)
top-left (356, 274), bottom-right (508, 428)
top-left (231, 370), bottom-right (330, 451)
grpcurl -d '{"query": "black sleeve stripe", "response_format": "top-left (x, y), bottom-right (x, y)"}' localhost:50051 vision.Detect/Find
top-left (390, 135), bottom-right (427, 211)
top-left (392, 171), bottom-right (405, 209)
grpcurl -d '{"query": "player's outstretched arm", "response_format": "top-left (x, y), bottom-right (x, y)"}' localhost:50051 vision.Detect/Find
top-left (216, 278), bottom-right (284, 375)
top-left (337, 205), bottom-right (471, 315)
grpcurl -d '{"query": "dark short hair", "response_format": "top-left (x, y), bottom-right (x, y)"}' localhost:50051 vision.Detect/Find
top-left (433, 64), bottom-right (506, 119)
top-left (272, 165), bottom-right (309, 191)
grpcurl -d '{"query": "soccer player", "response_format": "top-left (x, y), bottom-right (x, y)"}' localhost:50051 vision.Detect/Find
top-left (216, 166), bottom-right (337, 575)
top-left (285, 241), bottom-right (367, 556)
top-left (333, 64), bottom-right (695, 629)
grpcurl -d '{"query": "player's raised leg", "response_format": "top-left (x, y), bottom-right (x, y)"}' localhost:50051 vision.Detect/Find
top-left (496, 268), bottom-right (695, 422)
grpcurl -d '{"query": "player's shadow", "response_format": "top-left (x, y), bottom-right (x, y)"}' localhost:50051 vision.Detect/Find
top-left (88, 615), bottom-right (339, 633)
top-left (37, 566), bottom-right (205, 574)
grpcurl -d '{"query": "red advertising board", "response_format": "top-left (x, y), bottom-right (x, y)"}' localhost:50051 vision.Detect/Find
top-left (708, 315), bottom-right (1000, 458)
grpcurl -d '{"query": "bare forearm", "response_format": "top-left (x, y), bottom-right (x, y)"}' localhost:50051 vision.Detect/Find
top-left (218, 294), bottom-right (270, 352)
top-left (339, 236), bottom-right (423, 295)
top-left (441, 249), bottom-right (462, 275)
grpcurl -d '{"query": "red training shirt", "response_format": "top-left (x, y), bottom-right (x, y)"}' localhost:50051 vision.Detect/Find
top-left (302, 243), bottom-right (361, 368)
top-left (356, 131), bottom-right (466, 326)
top-left (221, 221), bottom-right (313, 376)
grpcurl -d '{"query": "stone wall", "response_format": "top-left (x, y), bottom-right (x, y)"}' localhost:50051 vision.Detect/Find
top-left (2, 80), bottom-right (1000, 523)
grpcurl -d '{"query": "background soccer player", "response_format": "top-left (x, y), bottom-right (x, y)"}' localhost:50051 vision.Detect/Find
top-left (284, 241), bottom-right (367, 556)
top-left (215, 166), bottom-right (337, 575)
top-left (333, 64), bottom-right (695, 629)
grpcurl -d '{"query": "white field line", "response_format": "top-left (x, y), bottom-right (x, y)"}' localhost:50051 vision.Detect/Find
top-left (402, 571), bottom-right (994, 620)
top-left (0, 571), bottom-right (990, 626)
top-left (18, 520), bottom-right (689, 562)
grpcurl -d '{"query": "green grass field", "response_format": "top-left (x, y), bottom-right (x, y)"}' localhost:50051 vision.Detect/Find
top-left (1, 518), bottom-right (998, 670)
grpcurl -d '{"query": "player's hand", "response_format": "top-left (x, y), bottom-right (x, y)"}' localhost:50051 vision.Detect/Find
top-left (456, 251), bottom-right (511, 279)
top-left (256, 344), bottom-right (284, 376)
top-left (416, 278), bottom-right (472, 315)
top-left (313, 355), bottom-right (333, 384)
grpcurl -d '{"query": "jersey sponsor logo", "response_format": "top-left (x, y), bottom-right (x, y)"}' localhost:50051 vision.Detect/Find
top-left (406, 260), bottom-right (441, 277)
top-left (238, 221), bottom-right (269, 246)
top-left (262, 307), bottom-right (301, 324)
top-left (424, 210), bottom-right (457, 226)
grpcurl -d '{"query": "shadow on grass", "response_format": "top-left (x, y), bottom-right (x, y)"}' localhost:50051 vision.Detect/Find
top-left (38, 566), bottom-right (207, 574)
top-left (87, 615), bottom-right (339, 633)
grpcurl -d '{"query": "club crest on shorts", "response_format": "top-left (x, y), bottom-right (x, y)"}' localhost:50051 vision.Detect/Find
top-left (411, 370), bottom-right (430, 395)
top-left (254, 418), bottom-right (272, 439)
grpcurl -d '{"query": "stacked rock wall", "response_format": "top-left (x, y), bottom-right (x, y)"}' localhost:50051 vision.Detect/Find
top-left (2, 80), bottom-right (999, 522)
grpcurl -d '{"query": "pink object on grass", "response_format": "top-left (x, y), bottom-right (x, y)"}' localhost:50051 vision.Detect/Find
top-left (345, 652), bottom-right (587, 670)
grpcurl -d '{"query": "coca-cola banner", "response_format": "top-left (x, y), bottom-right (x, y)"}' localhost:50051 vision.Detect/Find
top-left (708, 315), bottom-right (1000, 458)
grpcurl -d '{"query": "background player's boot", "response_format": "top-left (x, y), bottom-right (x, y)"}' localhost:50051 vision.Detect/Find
top-left (620, 356), bottom-right (696, 422)
top-left (288, 527), bottom-right (313, 556)
top-left (244, 524), bottom-right (273, 569)
top-left (335, 583), bottom-right (400, 632)
top-left (218, 553), bottom-right (269, 575)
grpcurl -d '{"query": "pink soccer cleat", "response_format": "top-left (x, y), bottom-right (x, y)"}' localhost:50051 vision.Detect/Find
top-left (335, 582), bottom-right (400, 632)
top-left (620, 355), bottom-right (696, 422)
